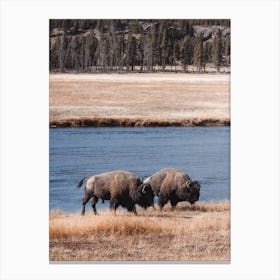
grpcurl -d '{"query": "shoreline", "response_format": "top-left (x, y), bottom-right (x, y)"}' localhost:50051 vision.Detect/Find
top-left (50, 117), bottom-right (230, 128)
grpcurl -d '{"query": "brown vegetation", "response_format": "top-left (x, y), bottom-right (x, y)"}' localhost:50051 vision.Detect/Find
top-left (50, 117), bottom-right (229, 128)
top-left (49, 73), bottom-right (230, 127)
top-left (49, 200), bottom-right (230, 262)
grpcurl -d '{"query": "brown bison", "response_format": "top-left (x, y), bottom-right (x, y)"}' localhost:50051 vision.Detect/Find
top-left (143, 168), bottom-right (200, 209)
top-left (77, 170), bottom-right (154, 215)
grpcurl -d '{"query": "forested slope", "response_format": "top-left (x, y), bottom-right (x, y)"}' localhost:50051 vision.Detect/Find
top-left (49, 19), bottom-right (230, 73)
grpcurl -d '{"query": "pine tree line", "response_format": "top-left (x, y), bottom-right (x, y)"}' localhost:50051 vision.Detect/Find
top-left (50, 19), bottom-right (230, 73)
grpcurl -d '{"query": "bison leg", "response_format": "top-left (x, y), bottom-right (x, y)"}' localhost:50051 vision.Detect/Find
top-left (91, 196), bottom-right (99, 215)
top-left (81, 195), bottom-right (91, 216)
top-left (132, 206), bottom-right (138, 215)
top-left (170, 198), bottom-right (179, 209)
top-left (127, 204), bottom-right (138, 215)
top-left (158, 194), bottom-right (168, 210)
top-left (110, 199), bottom-right (119, 215)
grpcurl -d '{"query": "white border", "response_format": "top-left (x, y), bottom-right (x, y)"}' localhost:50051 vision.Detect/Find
top-left (1, 0), bottom-right (279, 279)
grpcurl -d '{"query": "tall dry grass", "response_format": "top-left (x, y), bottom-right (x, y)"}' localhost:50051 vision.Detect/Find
top-left (49, 201), bottom-right (230, 262)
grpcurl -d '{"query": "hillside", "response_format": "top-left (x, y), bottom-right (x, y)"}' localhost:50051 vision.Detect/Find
top-left (49, 19), bottom-right (230, 73)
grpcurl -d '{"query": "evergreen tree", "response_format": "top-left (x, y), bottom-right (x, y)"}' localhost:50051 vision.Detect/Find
top-left (118, 32), bottom-right (125, 71)
top-left (223, 36), bottom-right (230, 66)
top-left (151, 23), bottom-right (161, 69)
top-left (58, 35), bottom-right (66, 71)
top-left (181, 35), bottom-right (193, 72)
top-left (167, 38), bottom-right (174, 69)
top-left (109, 22), bottom-right (119, 71)
top-left (144, 29), bottom-right (153, 71)
top-left (96, 20), bottom-right (105, 32)
top-left (138, 30), bottom-right (145, 71)
top-left (173, 40), bottom-right (180, 70)
top-left (204, 41), bottom-right (212, 64)
top-left (96, 32), bottom-right (107, 71)
top-left (213, 29), bottom-right (223, 72)
top-left (87, 32), bottom-right (99, 70)
top-left (125, 33), bottom-right (137, 71)
top-left (193, 38), bottom-right (205, 72)
top-left (160, 27), bottom-right (169, 70)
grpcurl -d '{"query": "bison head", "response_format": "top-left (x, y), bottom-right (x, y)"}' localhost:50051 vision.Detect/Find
top-left (136, 183), bottom-right (155, 209)
top-left (185, 180), bottom-right (201, 204)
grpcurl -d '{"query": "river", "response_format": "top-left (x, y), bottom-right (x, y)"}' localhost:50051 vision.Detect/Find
top-left (49, 127), bottom-right (230, 212)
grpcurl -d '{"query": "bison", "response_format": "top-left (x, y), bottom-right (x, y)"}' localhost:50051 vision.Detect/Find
top-left (77, 170), bottom-right (154, 215)
top-left (143, 168), bottom-right (200, 209)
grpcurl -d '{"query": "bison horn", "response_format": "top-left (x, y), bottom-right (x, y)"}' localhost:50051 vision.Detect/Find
top-left (141, 184), bottom-right (147, 194)
top-left (186, 181), bottom-right (191, 190)
top-left (142, 175), bottom-right (149, 182)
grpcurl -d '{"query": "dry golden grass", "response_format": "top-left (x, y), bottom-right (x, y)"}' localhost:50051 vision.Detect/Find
top-left (49, 73), bottom-right (230, 125)
top-left (49, 201), bottom-right (230, 262)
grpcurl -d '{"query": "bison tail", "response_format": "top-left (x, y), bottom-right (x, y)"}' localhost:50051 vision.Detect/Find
top-left (77, 177), bottom-right (87, 188)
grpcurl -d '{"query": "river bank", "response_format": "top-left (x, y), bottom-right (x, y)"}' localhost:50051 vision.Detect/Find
top-left (49, 200), bottom-right (230, 262)
top-left (50, 117), bottom-right (230, 128)
top-left (49, 73), bottom-right (230, 128)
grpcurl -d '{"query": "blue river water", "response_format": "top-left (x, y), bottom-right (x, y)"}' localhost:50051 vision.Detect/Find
top-left (49, 127), bottom-right (230, 212)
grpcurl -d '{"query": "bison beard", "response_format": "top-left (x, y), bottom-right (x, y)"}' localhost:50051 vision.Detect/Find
top-left (137, 184), bottom-right (155, 209)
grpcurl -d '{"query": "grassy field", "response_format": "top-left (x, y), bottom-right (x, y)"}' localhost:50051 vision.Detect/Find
top-left (49, 200), bottom-right (230, 262)
top-left (49, 73), bottom-right (230, 127)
